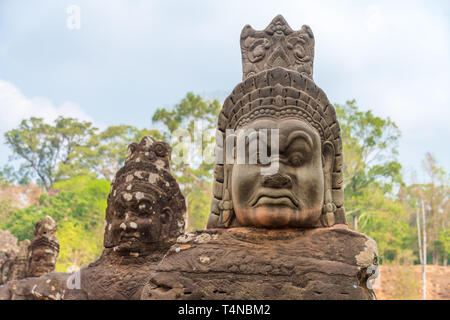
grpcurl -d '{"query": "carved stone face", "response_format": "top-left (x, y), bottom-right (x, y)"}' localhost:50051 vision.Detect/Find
top-left (109, 185), bottom-right (175, 255)
top-left (231, 118), bottom-right (328, 228)
top-left (28, 246), bottom-right (57, 277)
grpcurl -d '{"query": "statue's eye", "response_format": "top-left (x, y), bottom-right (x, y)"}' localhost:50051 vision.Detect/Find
top-left (114, 202), bottom-right (126, 217)
top-left (289, 153), bottom-right (304, 166)
top-left (138, 200), bottom-right (152, 214)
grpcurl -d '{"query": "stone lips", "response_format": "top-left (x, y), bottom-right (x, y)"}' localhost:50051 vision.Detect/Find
top-left (209, 66), bottom-right (345, 228)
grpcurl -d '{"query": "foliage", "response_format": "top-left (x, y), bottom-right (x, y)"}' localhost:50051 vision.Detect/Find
top-left (4, 117), bottom-right (96, 191)
top-left (0, 176), bottom-right (109, 270)
top-left (186, 182), bottom-right (213, 231)
top-left (4, 117), bottom-right (164, 187)
top-left (0, 199), bottom-right (16, 226)
top-left (55, 220), bottom-right (103, 272)
top-left (399, 153), bottom-right (449, 265)
top-left (334, 100), bottom-right (428, 264)
top-left (336, 99), bottom-right (403, 194)
top-left (355, 187), bottom-right (415, 263)
top-left (153, 92), bottom-right (221, 229)
top-left (59, 126), bottom-right (163, 181)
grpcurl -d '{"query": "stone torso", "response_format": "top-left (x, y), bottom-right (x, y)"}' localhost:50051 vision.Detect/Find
top-left (141, 225), bottom-right (378, 300)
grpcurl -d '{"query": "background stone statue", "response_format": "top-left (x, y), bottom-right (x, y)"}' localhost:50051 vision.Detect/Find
top-left (0, 239), bottom-right (30, 285)
top-left (104, 136), bottom-right (186, 257)
top-left (27, 216), bottom-right (59, 278)
top-left (0, 230), bottom-right (20, 285)
top-left (1, 216), bottom-right (59, 285)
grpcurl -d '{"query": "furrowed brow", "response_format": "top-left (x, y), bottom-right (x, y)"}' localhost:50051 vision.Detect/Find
top-left (286, 131), bottom-right (313, 149)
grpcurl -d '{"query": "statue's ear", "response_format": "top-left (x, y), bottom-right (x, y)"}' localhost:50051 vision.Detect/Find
top-left (321, 141), bottom-right (336, 227)
top-left (322, 141), bottom-right (335, 174)
top-left (161, 207), bottom-right (172, 225)
top-left (103, 203), bottom-right (115, 248)
top-left (160, 207), bottom-right (174, 240)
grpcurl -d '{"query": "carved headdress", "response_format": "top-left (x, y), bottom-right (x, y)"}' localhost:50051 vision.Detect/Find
top-left (30, 216), bottom-right (59, 253)
top-left (208, 15), bottom-right (345, 228)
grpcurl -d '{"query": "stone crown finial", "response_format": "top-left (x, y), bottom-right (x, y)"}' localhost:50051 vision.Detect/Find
top-left (240, 14), bottom-right (315, 80)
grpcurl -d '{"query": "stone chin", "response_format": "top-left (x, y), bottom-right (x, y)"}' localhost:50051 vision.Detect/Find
top-left (234, 205), bottom-right (322, 228)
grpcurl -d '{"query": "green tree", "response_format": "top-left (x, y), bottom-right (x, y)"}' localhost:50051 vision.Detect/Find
top-left (59, 125), bottom-right (162, 181)
top-left (0, 199), bottom-right (15, 226)
top-left (421, 153), bottom-right (449, 265)
top-left (55, 220), bottom-right (103, 272)
top-left (359, 187), bottom-right (414, 262)
top-left (335, 100), bottom-right (403, 230)
top-left (152, 92), bottom-right (221, 230)
top-left (335, 100), bottom-right (416, 263)
top-left (4, 117), bottom-right (96, 191)
top-left (5, 117), bottom-right (164, 186)
top-left (401, 154), bottom-right (449, 265)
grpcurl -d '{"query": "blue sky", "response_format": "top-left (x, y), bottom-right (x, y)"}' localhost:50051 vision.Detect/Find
top-left (0, 0), bottom-right (449, 183)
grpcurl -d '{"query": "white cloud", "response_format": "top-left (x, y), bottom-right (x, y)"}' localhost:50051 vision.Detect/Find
top-left (0, 79), bottom-right (95, 130)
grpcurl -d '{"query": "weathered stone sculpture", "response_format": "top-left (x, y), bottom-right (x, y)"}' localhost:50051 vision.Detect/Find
top-left (0, 230), bottom-right (20, 285)
top-left (208, 14), bottom-right (343, 229)
top-left (141, 15), bottom-right (378, 300)
top-left (0, 137), bottom-right (186, 300)
top-left (0, 216), bottom-right (58, 287)
top-left (27, 216), bottom-right (59, 277)
top-left (0, 239), bottom-right (30, 285)
top-left (104, 136), bottom-right (186, 257)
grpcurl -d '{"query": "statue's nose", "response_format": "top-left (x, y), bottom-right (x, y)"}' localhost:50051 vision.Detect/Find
top-left (262, 173), bottom-right (292, 189)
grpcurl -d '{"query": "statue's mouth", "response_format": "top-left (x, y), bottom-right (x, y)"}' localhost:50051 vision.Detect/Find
top-left (250, 190), bottom-right (299, 209)
top-left (120, 233), bottom-right (140, 243)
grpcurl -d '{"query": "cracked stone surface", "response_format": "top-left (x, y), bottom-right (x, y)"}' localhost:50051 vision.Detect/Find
top-left (141, 225), bottom-right (379, 300)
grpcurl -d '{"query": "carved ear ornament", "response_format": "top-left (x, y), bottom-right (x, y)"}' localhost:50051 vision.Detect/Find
top-left (218, 190), bottom-right (234, 227)
top-left (322, 202), bottom-right (336, 227)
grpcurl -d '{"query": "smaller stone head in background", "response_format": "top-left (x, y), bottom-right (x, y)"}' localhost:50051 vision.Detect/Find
top-left (104, 137), bottom-right (186, 256)
top-left (0, 239), bottom-right (30, 284)
top-left (28, 216), bottom-right (59, 277)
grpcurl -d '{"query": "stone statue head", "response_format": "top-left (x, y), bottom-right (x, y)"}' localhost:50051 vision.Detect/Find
top-left (28, 216), bottom-right (59, 277)
top-left (1, 239), bottom-right (30, 283)
top-left (207, 16), bottom-right (345, 229)
top-left (104, 136), bottom-right (186, 256)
